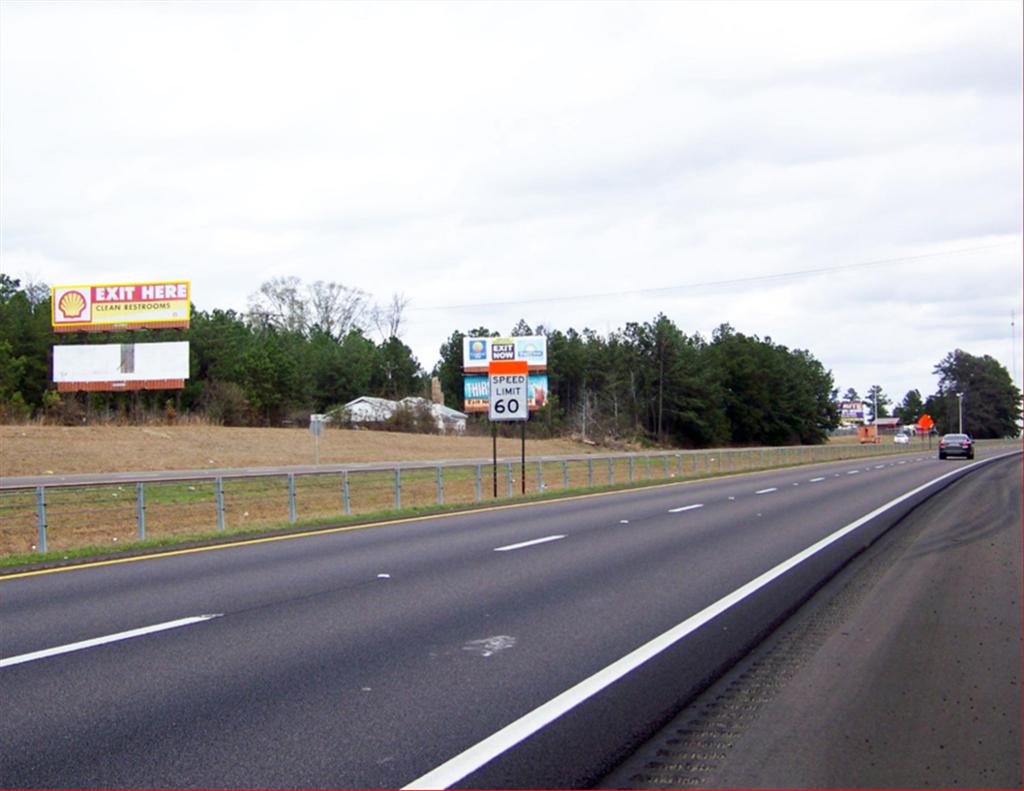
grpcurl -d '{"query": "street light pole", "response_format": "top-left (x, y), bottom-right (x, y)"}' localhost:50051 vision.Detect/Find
top-left (957, 392), bottom-right (964, 434)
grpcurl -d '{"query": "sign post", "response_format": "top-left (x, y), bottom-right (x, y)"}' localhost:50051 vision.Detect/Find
top-left (917, 414), bottom-right (934, 448)
top-left (488, 360), bottom-right (529, 496)
top-left (310, 414), bottom-right (328, 464)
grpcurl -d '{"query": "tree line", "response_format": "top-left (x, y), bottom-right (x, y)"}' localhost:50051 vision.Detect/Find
top-left (1, 274), bottom-right (1019, 443)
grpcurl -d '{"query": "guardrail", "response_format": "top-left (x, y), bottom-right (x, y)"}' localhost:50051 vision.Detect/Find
top-left (0, 440), bottom-right (949, 559)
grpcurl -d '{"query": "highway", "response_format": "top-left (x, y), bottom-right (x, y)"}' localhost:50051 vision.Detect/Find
top-left (1, 446), bottom-right (1018, 789)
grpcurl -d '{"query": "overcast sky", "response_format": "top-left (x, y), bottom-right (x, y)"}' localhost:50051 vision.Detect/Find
top-left (2, 0), bottom-right (1021, 407)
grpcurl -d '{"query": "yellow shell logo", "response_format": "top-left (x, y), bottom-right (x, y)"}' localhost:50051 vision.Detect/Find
top-left (58, 290), bottom-right (87, 319)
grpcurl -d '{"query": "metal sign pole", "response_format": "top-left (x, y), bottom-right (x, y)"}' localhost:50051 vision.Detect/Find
top-left (521, 420), bottom-right (526, 494)
top-left (492, 423), bottom-right (498, 498)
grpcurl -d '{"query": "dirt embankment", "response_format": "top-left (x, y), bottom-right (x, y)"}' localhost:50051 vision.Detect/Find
top-left (0, 425), bottom-right (597, 477)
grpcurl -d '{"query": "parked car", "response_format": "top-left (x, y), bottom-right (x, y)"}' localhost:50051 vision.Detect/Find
top-left (938, 433), bottom-right (974, 460)
top-left (894, 432), bottom-right (910, 444)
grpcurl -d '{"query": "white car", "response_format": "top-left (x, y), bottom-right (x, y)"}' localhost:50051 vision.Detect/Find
top-left (894, 432), bottom-right (910, 444)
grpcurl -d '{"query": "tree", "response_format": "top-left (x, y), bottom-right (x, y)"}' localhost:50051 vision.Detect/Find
top-left (864, 385), bottom-right (890, 421)
top-left (248, 276), bottom-right (369, 339)
top-left (309, 280), bottom-right (369, 340)
top-left (370, 292), bottom-right (410, 341)
top-left (929, 349), bottom-right (1021, 438)
top-left (375, 336), bottom-right (423, 399)
top-left (893, 389), bottom-right (925, 424)
top-left (510, 319), bottom-right (533, 336)
top-left (841, 387), bottom-right (860, 402)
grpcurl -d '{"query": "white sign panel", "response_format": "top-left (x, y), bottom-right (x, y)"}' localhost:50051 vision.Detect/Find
top-left (488, 373), bottom-right (529, 421)
top-left (53, 341), bottom-right (190, 383)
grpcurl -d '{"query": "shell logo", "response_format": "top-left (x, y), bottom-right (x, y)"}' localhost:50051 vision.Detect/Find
top-left (58, 290), bottom-right (88, 319)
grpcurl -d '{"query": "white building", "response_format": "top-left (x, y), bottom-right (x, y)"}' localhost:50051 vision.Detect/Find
top-left (336, 396), bottom-right (467, 434)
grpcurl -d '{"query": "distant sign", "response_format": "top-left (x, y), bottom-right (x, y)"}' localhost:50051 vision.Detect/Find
top-left (488, 361), bottom-right (529, 422)
top-left (462, 335), bottom-right (547, 372)
top-left (839, 400), bottom-right (865, 422)
top-left (917, 414), bottom-right (934, 432)
top-left (51, 281), bottom-right (191, 332)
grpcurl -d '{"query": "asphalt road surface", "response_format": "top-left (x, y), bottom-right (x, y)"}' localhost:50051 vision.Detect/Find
top-left (601, 450), bottom-right (1022, 789)
top-left (1, 446), bottom-right (1018, 789)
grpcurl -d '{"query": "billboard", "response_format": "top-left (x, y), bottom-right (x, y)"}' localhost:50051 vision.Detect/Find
top-left (462, 335), bottom-right (547, 373)
top-left (840, 400), bottom-right (866, 422)
top-left (52, 341), bottom-right (190, 392)
top-left (463, 373), bottom-right (548, 413)
top-left (51, 281), bottom-right (191, 332)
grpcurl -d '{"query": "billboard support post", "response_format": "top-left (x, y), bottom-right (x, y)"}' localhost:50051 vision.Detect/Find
top-left (521, 421), bottom-right (526, 495)
top-left (492, 424), bottom-right (498, 498)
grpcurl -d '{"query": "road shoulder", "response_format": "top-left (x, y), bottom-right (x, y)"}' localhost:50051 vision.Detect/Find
top-left (599, 455), bottom-right (1022, 789)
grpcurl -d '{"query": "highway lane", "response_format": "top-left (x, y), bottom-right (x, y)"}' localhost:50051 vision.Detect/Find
top-left (1, 446), bottom-right (1017, 788)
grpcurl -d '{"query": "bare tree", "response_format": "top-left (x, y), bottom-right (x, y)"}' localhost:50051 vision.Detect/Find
top-left (309, 280), bottom-right (369, 339)
top-left (248, 277), bottom-right (369, 338)
top-left (371, 292), bottom-right (411, 340)
top-left (247, 276), bottom-right (307, 334)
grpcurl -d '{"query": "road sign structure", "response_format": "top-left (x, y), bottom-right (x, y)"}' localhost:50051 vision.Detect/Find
top-left (488, 361), bottom-right (529, 422)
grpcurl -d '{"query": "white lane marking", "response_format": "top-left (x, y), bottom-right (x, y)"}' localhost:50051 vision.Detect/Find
top-left (668, 504), bottom-right (704, 513)
top-left (874, 465), bottom-right (886, 470)
top-left (809, 477), bottom-right (826, 483)
top-left (0, 615), bottom-right (223, 669)
top-left (494, 535), bottom-right (566, 552)
top-left (402, 451), bottom-right (1020, 791)
top-left (755, 487), bottom-right (778, 495)
top-left (847, 470), bottom-right (860, 475)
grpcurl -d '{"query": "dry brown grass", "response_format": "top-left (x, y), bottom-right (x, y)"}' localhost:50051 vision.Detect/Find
top-left (0, 424), bottom-right (597, 478)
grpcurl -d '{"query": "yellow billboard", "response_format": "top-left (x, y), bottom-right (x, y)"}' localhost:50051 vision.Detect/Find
top-left (51, 281), bottom-right (191, 332)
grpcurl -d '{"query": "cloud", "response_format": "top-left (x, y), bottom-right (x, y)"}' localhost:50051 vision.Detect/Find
top-left (1, 0), bottom-right (1020, 407)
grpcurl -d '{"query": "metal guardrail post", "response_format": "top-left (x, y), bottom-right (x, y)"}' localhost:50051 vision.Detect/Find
top-left (587, 458), bottom-right (594, 487)
top-left (394, 468), bottom-right (401, 510)
top-left (436, 465), bottom-right (444, 505)
top-left (288, 473), bottom-right (297, 523)
top-left (537, 461), bottom-right (544, 492)
top-left (35, 486), bottom-right (47, 554)
top-left (629, 457), bottom-right (635, 482)
top-left (136, 482), bottom-right (145, 540)
top-left (608, 458), bottom-right (613, 484)
top-left (562, 461), bottom-right (569, 490)
top-left (506, 462), bottom-right (513, 497)
top-left (475, 464), bottom-right (482, 502)
top-left (215, 478), bottom-right (225, 531)
top-left (342, 471), bottom-right (351, 515)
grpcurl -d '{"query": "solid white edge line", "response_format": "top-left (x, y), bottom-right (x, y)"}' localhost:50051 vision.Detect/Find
top-left (0, 615), bottom-right (223, 668)
top-left (668, 504), bottom-right (704, 513)
top-left (402, 450), bottom-right (1020, 791)
top-left (494, 535), bottom-right (566, 552)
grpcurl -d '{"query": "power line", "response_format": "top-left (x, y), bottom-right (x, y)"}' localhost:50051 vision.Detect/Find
top-left (408, 242), bottom-right (1017, 312)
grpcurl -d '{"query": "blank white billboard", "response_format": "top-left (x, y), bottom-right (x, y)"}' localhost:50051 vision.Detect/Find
top-left (53, 342), bottom-right (189, 383)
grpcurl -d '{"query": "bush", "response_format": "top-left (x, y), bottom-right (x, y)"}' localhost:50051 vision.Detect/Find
top-left (200, 380), bottom-right (250, 426)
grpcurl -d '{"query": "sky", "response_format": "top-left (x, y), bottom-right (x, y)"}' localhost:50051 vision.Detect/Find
top-left (2, 0), bottom-right (1021, 409)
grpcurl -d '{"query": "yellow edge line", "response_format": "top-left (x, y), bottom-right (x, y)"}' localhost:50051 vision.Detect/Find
top-left (0, 475), bottom-right (712, 581)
